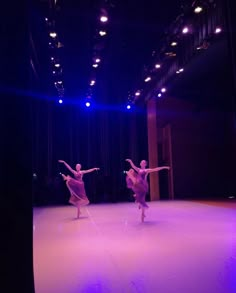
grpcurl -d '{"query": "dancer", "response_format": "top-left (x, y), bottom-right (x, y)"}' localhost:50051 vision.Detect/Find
top-left (58, 160), bottom-right (99, 218)
top-left (126, 159), bottom-right (170, 222)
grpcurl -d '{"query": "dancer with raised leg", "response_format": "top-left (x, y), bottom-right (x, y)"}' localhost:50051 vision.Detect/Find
top-left (58, 160), bottom-right (99, 218)
top-left (126, 159), bottom-right (170, 222)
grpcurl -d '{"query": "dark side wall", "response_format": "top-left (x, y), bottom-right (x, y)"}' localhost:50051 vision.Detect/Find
top-left (157, 97), bottom-right (235, 199)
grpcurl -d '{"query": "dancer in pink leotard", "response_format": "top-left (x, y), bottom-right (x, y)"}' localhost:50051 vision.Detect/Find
top-left (126, 159), bottom-right (170, 222)
top-left (58, 160), bottom-right (99, 218)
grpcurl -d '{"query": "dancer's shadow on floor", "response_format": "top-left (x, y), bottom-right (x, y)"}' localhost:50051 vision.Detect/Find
top-left (135, 220), bottom-right (168, 229)
top-left (63, 215), bottom-right (89, 221)
top-left (140, 220), bottom-right (160, 226)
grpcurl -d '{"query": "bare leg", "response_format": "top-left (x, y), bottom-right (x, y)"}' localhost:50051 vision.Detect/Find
top-left (141, 207), bottom-right (146, 222)
top-left (77, 205), bottom-right (81, 218)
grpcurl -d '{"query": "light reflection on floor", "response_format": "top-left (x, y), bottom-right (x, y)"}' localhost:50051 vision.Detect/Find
top-left (33, 200), bottom-right (236, 293)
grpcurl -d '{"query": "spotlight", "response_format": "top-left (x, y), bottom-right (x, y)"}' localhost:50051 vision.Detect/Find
top-left (93, 64), bottom-right (98, 68)
top-left (100, 16), bottom-right (108, 22)
top-left (127, 104), bottom-right (131, 109)
top-left (53, 71), bottom-right (56, 74)
top-left (176, 68), bottom-right (184, 74)
top-left (171, 41), bottom-right (178, 46)
top-left (45, 17), bottom-right (48, 21)
top-left (85, 102), bottom-right (91, 107)
top-left (144, 76), bottom-right (151, 82)
top-left (58, 99), bottom-right (63, 104)
top-left (57, 81), bottom-right (63, 84)
top-left (135, 91), bottom-right (141, 96)
top-left (158, 93), bottom-right (162, 97)
top-left (95, 58), bottom-right (101, 63)
top-left (194, 6), bottom-right (203, 14)
top-left (215, 27), bottom-right (222, 34)
top-left (51, 57), bottom-right (54, 61)
top-left (182, 27), bottom-right (189, 34)
top-left (161, 87), bottom-right (166, 93)
top-left (55, 63), bottom-right (60, 67)
top-left (99, 30), bottom-right (107, 36)
top-left (155, 64), bottom-right (161, 69)
top-left (90, 80), bottom-right (95, 86)
top-left (49, 32), bottom-right (57, 38)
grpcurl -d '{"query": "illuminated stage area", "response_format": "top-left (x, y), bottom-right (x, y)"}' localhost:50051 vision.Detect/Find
top-left (33, 200), bottom-right (236, 293)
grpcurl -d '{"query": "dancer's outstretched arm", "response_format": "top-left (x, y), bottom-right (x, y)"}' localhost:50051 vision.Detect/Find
top-left (58, 160), bottom-right (76, 174)
top-left (146, 166), bottom-right (170, 174)
top-left (81, 167), bottom-right (100, 174)
top-left (126, 159), bottom-right (139, 172)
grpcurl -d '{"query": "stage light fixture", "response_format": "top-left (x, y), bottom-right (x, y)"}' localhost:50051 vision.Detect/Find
top-left (155, 64), bottom-right (161, 69)
top-left (50, 32), bottom-right (57, 38)
top-left (99, 30), bottom-right (107, 36)
top-left (194, 6), bottom-right (203, 14)
top-left (182, 27), bottom-right (189, 34)
top-left (145, 76), bottom-right (151, 82)
top-left (161, 87), bottom-right (166, 93)
top-left (215, 27), bottom-right (222, 34)
top-left (100, 16), bottom-right (108, 22)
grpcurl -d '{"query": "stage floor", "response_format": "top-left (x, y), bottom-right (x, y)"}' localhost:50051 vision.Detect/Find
top-left (33, 200), bottom-right (236, 293)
